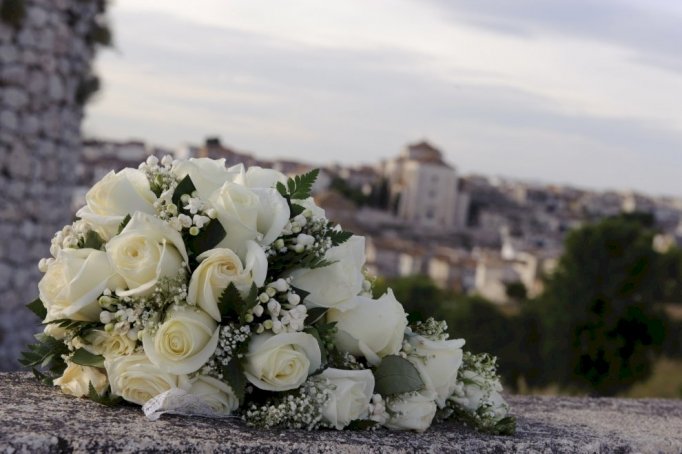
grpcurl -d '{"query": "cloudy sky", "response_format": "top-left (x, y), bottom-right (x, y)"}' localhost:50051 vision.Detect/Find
top-left (84, 0), bottom-right (682, 196)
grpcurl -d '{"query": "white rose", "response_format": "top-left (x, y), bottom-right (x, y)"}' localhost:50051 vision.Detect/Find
top-left (290, 236), bottom-right (366, 311)
top-left (243, 332), bottom-right (321, 391)
top-left (241, 166), bottom-right (287, 188)
top-left (84, 330), bottom-right (137, 358)
top-left (53, 362), bottom-right (108, 397)
top-left (407, 336), bottom-right (465, 408)
top-left (317, 368), bottom-right (374, 430)
top-left (172, 158), bottom-right (240, 201)
top-left (105, 353), bottom-right (189, 405)
top-left (187, 241), bottom-right (267, 322)
top-left (142, 306), bottom-right (219, 374)
top-left (39, 248), bottom-right (124, 322)
top-left (210, 183), bottom-right (290, 258)
top-left (327, 290), bottom-right (408, 366)
top-left (76, 169), bottom-right (157, 239)
top-left (106, 212), bottom-right (188, 297)
top-left (450, 370), bottom-right (509, 422)
top-left (384, 390), bottom-right (438, 432)
top-left (186, 375), bottom-right (239, 416)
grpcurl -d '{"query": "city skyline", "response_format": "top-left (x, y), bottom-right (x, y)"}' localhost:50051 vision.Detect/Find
top-left (84, 0), bottom-right (682, 197)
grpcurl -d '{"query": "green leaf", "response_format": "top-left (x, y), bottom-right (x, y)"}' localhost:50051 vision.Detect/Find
top-left (172, 174), bottom-right (197, 207)
top-left (276, 181), bottom-right (288, 198)
top-left (222, 360), bottom-right (247, 405)
top-left (118, 214), bottom-right (131, 234)
top-left (291, 169), bottom-right (319, 199)
top-left (373, 355), bottom-right (425, 396)
top-left (81, 230), bottom-right (104, 250)
top-left (217, 283), bottom-right (258, 323)
top-left (71, 348), bottom-right (105, 368)
top-left (304, 327), bottom-right (328, 368)
top-left (308, 259), bottom-right (336, 269)
top-left (27, 298), bottom-right (46, 320)
top-left (494, 416), bottom-right (517, 436)
top-left (20, 333), bottom-right (68, 380)
top-left (187, 219), bottom-right (226, 257)
top-left (278, 169), bottom-right (319, 200)
top-left (241, 284), bottom-right (259, 322)
top-left (346, 419), bottom-right (379, 431)
top-left (305, 307), bottom-right (327, 325)
top-left (315, 321), bottom-right (336, 339)
top-left (328, 229), bottom-right (353, 247)
top-left (88, 382), bottom-right (121, 407)
top-left (290, 203), bottom-right (305, 217)
top-left (217, 283), bottom-right (241, 319)
top-left (45, 319), bottom-right (100, 337)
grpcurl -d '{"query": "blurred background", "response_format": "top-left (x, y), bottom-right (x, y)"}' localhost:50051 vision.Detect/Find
top-left (1, 0), bottom-right (681, 398)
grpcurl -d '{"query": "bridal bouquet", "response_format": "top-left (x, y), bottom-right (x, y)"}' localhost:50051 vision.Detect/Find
top-left (21, 156), bottom-right (514, 434)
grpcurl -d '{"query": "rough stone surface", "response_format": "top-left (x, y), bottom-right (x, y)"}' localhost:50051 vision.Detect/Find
top-left (1, 372), bottom-right (681, 453)
top-left (0, 0), bottom-right (105, 370)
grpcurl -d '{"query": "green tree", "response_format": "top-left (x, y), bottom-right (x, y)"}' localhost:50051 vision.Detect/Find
top-left (536, 214), bottom-right (666, 395)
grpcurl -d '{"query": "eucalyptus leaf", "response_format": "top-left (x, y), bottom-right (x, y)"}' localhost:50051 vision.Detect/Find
top-left (373, 355), bottom-right (425, 396)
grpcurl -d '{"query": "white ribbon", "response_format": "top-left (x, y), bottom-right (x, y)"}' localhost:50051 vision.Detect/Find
top-left (142, 388), bottom-right (235, 421)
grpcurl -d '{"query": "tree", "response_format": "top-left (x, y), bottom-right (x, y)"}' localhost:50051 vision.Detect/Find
top-left (536, 214), bottom-right (666, 395)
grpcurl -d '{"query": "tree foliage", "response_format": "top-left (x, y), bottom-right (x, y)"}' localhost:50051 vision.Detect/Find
top-left (534, 214), bottom-right (666, 395)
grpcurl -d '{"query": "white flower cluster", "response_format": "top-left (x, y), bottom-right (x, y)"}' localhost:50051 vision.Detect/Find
top-left (25, 156), bottom-right (513, 435)
top-left (249, 278), bottom-right (307, 334)
top-left (140, 155), bottom-right (217, 235)
top-left (244, 378), bottom-right (333, 430)
top-left (42, 219), bottom-right (99, 270)
top-left (97, 270), bottom-right (189, 339)
top-left (440, 352), bottom-right (514, 434)
top-left (202, 322), bottom-right (252, 376)
top-left (408, 318), bottom-right (450, 342)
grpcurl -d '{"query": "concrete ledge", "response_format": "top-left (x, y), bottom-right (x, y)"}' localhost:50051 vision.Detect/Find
top-left (1, 372), bottom-right (681, 453)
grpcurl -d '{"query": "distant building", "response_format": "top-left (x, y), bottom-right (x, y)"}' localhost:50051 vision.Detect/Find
top-left (195, 137), bottom-right (262, 168)
top-left (383, 140), bottom-right (459, 232)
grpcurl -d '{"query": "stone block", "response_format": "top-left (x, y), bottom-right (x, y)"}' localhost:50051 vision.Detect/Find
top-left (7, 146), bottom-right (31, 179)
top-left (0, 65), bottom-right (27, 86)
top-left (0, 263), bottom-right (10, 291)
top-left (0, 45), bottom-right (18, 63)
top-left (27, 6), bottom-right (49, 28)
top-left (2, 88), bottom-right (28, 109)
top-left (21, 114), bottom-right (41, 136)
top-left (0, 373), bottom-right (681, 453)
top-left (0, 110), bottom-right (18, 132)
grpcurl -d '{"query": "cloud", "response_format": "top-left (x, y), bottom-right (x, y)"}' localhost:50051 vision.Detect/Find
top-left (425, 0), bottom-right (682, 74)
top-left (85, 5), bottom-right (682, 197)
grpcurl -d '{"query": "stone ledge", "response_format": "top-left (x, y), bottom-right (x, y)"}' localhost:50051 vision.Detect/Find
top-left (1, 372), bottom-right (681, 453)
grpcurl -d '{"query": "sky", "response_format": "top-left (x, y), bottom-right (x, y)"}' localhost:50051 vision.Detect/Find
top-left (84, 0), bottom-right (682, 197)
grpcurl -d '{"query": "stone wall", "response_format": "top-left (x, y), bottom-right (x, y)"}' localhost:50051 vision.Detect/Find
top-left (0, 0), bottom-right (105, 370)
top-left (1, 372), bottom-right (681, 453)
